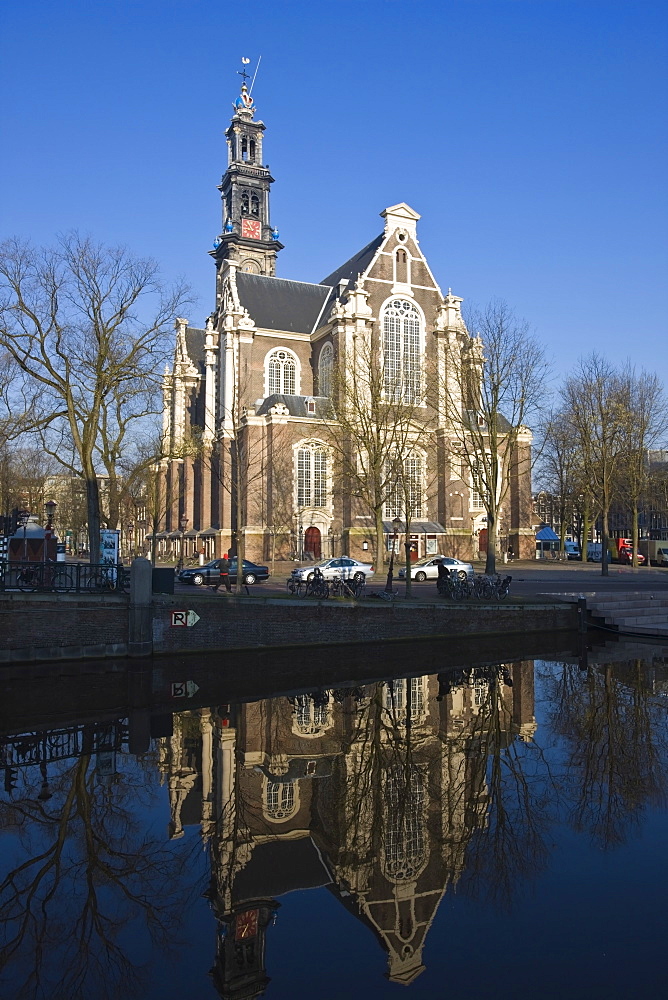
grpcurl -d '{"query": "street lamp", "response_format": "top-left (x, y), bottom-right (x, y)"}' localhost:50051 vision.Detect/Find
top-left (17, 508), bottom-right (30, 562)
top-left (137, 519), bottom-right (148, 555)
top-left (44, 500), bottom-right (57, 564)
top-left (126, 522), bottom-right (134, 560)
top-left (385, 516), bottom-right (403, 594)
top-left (178, 515), bottom-right (189, 570)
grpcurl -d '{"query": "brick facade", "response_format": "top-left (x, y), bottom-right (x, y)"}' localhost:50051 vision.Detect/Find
top-left (158, 82), bottom-right (535, 568)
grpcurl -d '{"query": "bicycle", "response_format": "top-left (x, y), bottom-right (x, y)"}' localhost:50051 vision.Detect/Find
top-left (15, 561), bottom-right (75, 593)
top-left (287, 576), bottom-right (306, 597)
top-left (86, 565), bottom-right (128, 592)
top-left (305, 567), bottom-right (329, 599)
top-left (471, 574), bottom-right (494, 600)
top-left (437, 572), bottom-right (467, 601)
top-left (493, 574), bottom-right (512, 600)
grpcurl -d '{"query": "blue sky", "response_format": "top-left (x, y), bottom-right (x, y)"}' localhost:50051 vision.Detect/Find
top-left (1, 0), bottom-right (666, 388)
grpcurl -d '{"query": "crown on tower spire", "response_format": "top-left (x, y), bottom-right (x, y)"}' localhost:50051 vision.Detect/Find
top-left (233, 57), bottom-right (256, 117)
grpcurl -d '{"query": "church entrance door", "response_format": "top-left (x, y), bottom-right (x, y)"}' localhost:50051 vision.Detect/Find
top-left (304, 526), bottom-right (321, 560)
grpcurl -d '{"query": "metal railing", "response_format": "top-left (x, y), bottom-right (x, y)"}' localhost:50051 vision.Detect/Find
top-left (0, 560), bottom-right (130, 594)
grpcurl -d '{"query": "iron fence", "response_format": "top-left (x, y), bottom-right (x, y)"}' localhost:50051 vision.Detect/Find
top-left (0, 560), bottom-right (130, 594)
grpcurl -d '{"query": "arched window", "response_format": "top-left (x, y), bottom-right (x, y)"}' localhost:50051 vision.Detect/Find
top-left (384, 452), bottom-right (424, 519)
top-left (263, 780), bottom-right (297, 821)
top-left (383, 677), bottom-right (427, 724)
top-left (383, 764), bottom-right (427, 882)
top-left (318, 343), bottom-right (333, 397)
top-left (291, 693), bottom-right (332, 737)
top-left (297, 442), bottom-right (328, 509)
top-left (395, 247), bottom-right (408, 283)
top-left (382, 299), bottom-right (421, 403)
top-left (241, 190), bottom-right (250, 215)
top-left (250, 193), bottom-right (260, 217)
top-left (266, 348), bottom-right (298, 396)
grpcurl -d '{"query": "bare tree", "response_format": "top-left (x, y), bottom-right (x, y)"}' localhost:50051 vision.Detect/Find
top-left (0, 234), bottom-right (189, 562)
top-left (617, 366), bottom-right (668, 567)
top-left (562, 355), bottom-right (628, 577)
top-left (439, 301), bottom-right (549, 574)
top-left (537, 409), bottom-right (597, 558)
top-left (326, 332), bottom-right (430, 574)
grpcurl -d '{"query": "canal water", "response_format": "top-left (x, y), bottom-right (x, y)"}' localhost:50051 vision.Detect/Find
top-left (1, 641), bottom-right (667, 999)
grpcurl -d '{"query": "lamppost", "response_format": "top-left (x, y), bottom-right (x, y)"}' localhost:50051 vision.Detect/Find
top-left (137, 519), bottom-right (148, 556)
top-left (385, 516), bottom-right (402, 594)
top-left (178, 515), bottom-right (189, 570)
top-left (44, 499), bottom-right (57, 564)
top-left (126, 522), bottom-right (134, 560)
top-left (17, 508), bottom-right (30, 562)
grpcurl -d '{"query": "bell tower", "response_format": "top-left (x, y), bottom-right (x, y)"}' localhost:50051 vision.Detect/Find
top-left (211, 64), bottom-right (283, 281)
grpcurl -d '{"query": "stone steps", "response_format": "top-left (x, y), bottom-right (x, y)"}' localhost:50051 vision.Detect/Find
top-left (585, 592), bottom-right (668, 635)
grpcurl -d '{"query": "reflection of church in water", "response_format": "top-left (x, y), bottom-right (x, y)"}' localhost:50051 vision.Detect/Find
top-left (158, 665), bottom-right (536, 996)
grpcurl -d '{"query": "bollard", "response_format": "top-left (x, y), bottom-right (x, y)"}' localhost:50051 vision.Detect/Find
top-left (577, 595), bottom-right (588, 634)
top-left (129, 557), bottom-right (153, 657)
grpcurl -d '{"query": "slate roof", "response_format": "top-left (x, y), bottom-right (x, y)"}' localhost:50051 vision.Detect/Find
top-left (382, 520), bottom-right (446, 533)
top-left (255, 394), bottom-right (336, 418)
top-left (184, 326), bottom-right (206, 368)
top-left (233, 837), bottom-right (332, 899)
top-left (463, 409), bottom-right (514, 433)
top-left (320, 233), bottom-right (384, 288)
top-left (236, 272), bottom-right (331, 334)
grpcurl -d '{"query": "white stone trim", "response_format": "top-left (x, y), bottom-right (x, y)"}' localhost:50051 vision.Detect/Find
top-left (264, 346), bottom-right (301, 397)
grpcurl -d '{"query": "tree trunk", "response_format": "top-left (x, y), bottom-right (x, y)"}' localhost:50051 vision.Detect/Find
top-left (485, 510), bottom-right (497, 576)
top-left (85, 469), bottom-right (101, 564)
top-left (559, 516), bottom-right (567, 559)
top-left (375, 508), bottom-right (385, 574)
top-left (234, 444), bottom-right (245, 594)
top-left (404, 529), bottom-right (412, 598)
top-left (632, 503), bottom-right (639, 568)
top-left (601, 506), bottom-right (610, 577)
top-left (581, 496), bottom-right (591, 562)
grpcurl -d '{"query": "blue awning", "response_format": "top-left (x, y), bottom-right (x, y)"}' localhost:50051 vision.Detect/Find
top-left (535, 526), bottom-right (559, 541)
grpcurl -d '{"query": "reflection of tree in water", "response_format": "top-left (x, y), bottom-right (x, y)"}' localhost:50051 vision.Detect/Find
top-left (454, 667), bottom-right (553, 908)
top-left (0, 751), bottom-right (199, 1000)
top-left (542, 660), bottom-right (668, 849)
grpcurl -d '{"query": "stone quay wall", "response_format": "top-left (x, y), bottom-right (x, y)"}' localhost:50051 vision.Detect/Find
top-left (0, 592), bottom-right (129, 663)
top-left (152, 595), bottom-right (577, 654)
top-left (0, 571), bottom-right (578, 665)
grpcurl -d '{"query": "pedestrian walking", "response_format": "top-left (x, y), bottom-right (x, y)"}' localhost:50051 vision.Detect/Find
top-left (218, 553), bottom-right (232, 593)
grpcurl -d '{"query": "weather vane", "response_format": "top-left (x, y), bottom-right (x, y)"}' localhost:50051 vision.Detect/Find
top-left (237, 56), bottom-right (251, 86)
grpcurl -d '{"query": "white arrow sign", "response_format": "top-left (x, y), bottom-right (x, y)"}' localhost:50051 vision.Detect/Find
top-left (171, 680), bottom-right (200, 698)
top-left (171, 610), bottom-right (201, 627)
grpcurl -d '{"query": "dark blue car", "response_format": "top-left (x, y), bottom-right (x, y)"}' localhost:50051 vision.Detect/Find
top-left (178, 558), bottom-right (269, 586)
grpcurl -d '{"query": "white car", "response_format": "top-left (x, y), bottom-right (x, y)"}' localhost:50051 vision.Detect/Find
top-left (291, 557), bottom-right (374, 582)
top-left (398, 556), bottom-right (474, 582)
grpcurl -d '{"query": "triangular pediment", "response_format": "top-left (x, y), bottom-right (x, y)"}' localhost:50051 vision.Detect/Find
top-left (380, 203), bottom-right (421, 223)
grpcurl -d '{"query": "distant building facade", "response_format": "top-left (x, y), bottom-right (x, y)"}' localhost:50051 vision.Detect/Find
top-left (160, 79), bottom-right (534, 563)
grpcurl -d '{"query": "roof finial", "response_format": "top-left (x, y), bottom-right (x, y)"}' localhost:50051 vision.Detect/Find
top-left (237, 56), bottom-right (251, 87)
top-left (233, 57), bottom-right (256, 115)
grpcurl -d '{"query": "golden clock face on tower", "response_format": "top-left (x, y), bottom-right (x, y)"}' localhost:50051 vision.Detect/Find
top-left (241, 219), bottom-right (261, 240)
top-left (235, 909), bottom-right (259, 940)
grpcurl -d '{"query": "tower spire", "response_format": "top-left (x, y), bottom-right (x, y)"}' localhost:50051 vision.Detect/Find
top-left (210, 59), bottom-right (283, 278)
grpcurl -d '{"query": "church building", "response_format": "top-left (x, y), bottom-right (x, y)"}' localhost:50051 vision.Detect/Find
top-left (160, 74), bottom-right (533, 565)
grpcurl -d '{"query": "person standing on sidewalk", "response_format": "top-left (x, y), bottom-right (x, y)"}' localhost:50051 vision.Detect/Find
top-left (218, 553), bottom-right (232, 593)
